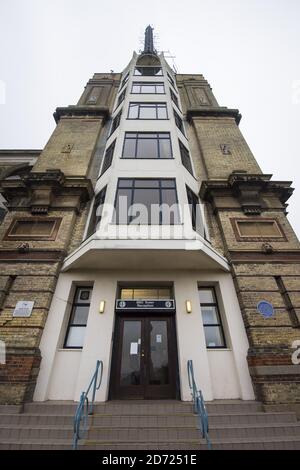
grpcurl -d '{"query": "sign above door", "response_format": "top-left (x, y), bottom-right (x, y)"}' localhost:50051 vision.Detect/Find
top-left (115, 299), bottom-right (175, 312)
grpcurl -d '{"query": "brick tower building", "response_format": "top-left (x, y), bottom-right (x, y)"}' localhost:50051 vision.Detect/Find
top-left (0, 26), bottom-right (299, 439)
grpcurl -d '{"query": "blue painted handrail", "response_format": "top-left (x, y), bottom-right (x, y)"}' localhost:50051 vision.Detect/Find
top-left (187, 359), bottom-right (212, 450)
top-left (73, 360), bottom-right (103, 450)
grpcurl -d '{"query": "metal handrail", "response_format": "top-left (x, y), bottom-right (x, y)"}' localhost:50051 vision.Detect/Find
top-left (73, 359), bottom-right (103, 450)
top-left (187, 359), bottom-right (212, 450)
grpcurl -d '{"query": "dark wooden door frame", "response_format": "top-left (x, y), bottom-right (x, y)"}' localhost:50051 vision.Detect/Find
top-left (109, 313), bottom-right (179, 400)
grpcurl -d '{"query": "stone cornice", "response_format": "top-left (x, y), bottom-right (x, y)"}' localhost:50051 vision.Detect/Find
top-left (186, 106), bottom-right (242, 125)
top-left (200, 173), bottom-right (294, 214)
top-left (0, 170), bottom-right (94, 214)
top-left (53, 105), bottom-right (110, 123)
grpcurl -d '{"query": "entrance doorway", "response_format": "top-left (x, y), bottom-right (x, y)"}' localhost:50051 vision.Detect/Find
top-left (110, 315), bottom-right (178, 399)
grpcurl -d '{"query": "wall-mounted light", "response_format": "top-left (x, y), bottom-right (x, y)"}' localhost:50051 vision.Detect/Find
top-left (99, 300), bottom-right (106, 314)
top-left (186, 300), bottom-right (192, 314)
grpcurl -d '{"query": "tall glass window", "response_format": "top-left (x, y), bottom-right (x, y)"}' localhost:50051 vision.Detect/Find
top-left (199, 287), bottom-right (226, 349)
top-left (64, 287), bottom-right (93, 349)
top-left (114, 179), bottom-right (180, 225)
top-left (100, 140), bottom-right (116, 176)
top-left (131, 82), bottom-right (165, 94)
top-left (170, 89), bottom-right (179, 109)
top-left (116, 88), bottom-right (126, 108)
top-left (86, 186), bottom-right (107, 238)
top-left (128, 103), bottom-right (168, 120)
top-left (110, 110), bottom-right (122, 136)
top-left (122, 133), bottom-right (172, 159)
top-left (174, 110), bottom-right (185, 135)
top-left (179, 140), bottom-right (193, 175)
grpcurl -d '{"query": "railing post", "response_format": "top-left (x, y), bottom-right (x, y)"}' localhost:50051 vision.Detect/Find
top-left (73, 360), bottom-right (103, 450)
top-left (187, 359), bottom-right (212, 450)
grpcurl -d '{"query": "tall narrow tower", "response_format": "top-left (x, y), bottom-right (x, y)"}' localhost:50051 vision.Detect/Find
top-left (0, 26), bottom-right (299, 420)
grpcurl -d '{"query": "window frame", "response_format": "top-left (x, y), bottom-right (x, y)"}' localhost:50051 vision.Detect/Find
top-left (131, 82), bottom-right (165, 94)
top-left (170, 88), bottom-right (180, 110)
top-left (134, 67), bottom-right (163, 76)
top-left (174, 109), bottom-right (185, 135)
top-left (179, 140), bottom-right (193, 175)
top-left (115, 88), bottom-right (126, 110)
top-left (127, 102), bottom-right (168, 120)
top-left (167, 72), bottom-right (177, 90)
top-left (119, 71), bottom-right (129, 91)
top-left (121, 132), bottom-right (173, 160)
top-left (100, 140), bottom-right (116, 176)
top-left (63, 286), bottom-right (93, 350)
top-left (114, 178), bottom-right (180, 225)
top-left (199, 286), bottom-right (227, 349)
top-left (109, 109), bottom-right (122, 137)
top-left (86, 186), bottom-right (107, 238)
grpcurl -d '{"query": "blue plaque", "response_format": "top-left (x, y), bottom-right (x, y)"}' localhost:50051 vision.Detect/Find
top-left (257, 301), bottom-right (274, 318)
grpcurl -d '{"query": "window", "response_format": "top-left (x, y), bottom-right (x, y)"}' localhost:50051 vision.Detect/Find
top-left (134, 67), bottom-right (163, 76)
top-left (174, 110), bottom-right (185, 135)
top-left (109, 110), bottom-right (122, 136)
top-left (170, 89), bottom-right (179, 109)
top-left (120, 287), bottom-right (172, 300)
top-left (179, 141), bottom-right (193, 175)
top-left (167, 72), bottom-right (176, 89)
top-left (5, 218), bottom-right (61, 240)
top-left (235, 219), bottom-right (284, 239)
top-left (131, 82), bottom-right (165, 94)
top-left (120, 71), bottom-right (129, 91)
top-left (86, 186), bottom-right (107, 238)
top-left (128, 102), bottom-right (168, 120)
top-left (116, 88), bottom-right (126, 108)
top-left (199, 287), bottom-right (226, 349)
top-left (186, 186), bottom-right (200, 233)
top-left (275, 277), bottom-right (299, 327)
top-left (100, 140), bottom-right (116, 176)
top-left (64, 287), bottom-right (92, 349)
top-left (122, 133), bottom-right (172, 159)
top-left (114, 179), bottom-right (180, 225)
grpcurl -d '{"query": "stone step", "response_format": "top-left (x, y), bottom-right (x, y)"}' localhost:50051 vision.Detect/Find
top-left (22, 400), bottom-right (262, 415)
top-left (87, 422), bottom-right (300, 440)
top-left (1, 422), bottom-right (300, 441)
top-left (1, 435), bottom-right (300, 450)
top-left (0, 410), bottom-right (296, 427)
top-left (91, 411), bottom-right (297, 427)
top-left (0, 405), bottom-right (23, 414)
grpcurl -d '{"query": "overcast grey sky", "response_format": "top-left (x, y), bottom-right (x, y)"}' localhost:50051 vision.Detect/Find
top-left (0, 0), bottom-right (299, 237)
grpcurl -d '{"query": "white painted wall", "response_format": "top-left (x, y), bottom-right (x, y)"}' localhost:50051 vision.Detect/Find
top-left (34, 269), bottom-right (254, 403)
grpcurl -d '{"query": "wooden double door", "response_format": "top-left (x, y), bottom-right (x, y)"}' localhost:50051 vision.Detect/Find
top-left (110, 315), bottom-right (178, 399)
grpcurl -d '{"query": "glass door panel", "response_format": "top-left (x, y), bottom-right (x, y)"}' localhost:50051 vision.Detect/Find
top-left (120, 320), bottom-right (142, 386)
top-left (149, 320), bottom-right (169, 385)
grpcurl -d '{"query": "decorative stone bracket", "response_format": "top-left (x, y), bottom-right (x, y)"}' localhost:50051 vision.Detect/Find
top-left (0, 169), bottom-right (94, 214)
top-left (186, 106), bottom-right (242, 125)
top-left (200, 172), bottom-right (294, 215)
top-left (53, 105), bottom-right (110, 124)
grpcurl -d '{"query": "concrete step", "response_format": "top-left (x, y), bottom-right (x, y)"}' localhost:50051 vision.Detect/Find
top-left (22, 400), bottom-right (262, 415)
top-left (0, 410), bottom-right (296, 428)
top-left (90, 411), bottom-right (297, 427)
top-left (87, 422), bottom-right (300, 440)
top-left (1, 422), bottom-right (300, 441)
top-left (1, 435), bottom-right (300, 450)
